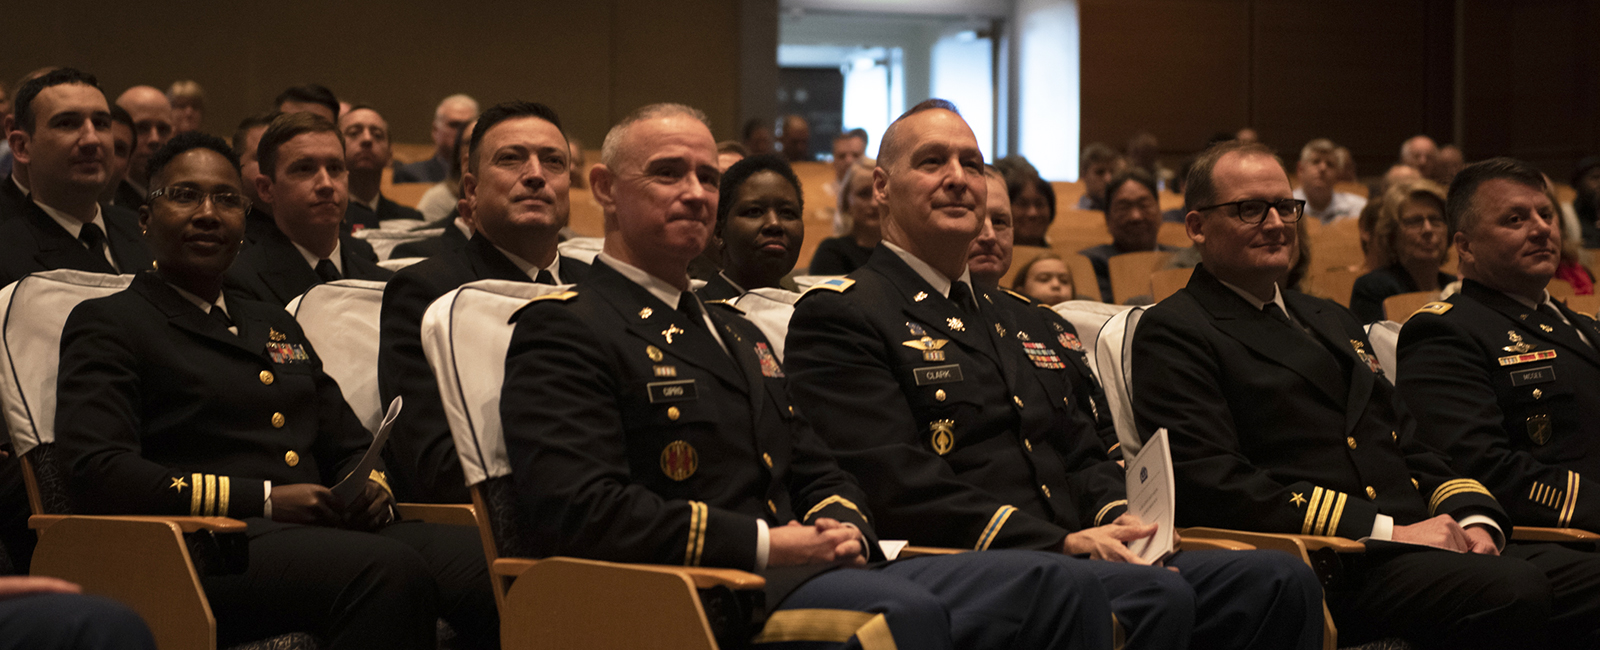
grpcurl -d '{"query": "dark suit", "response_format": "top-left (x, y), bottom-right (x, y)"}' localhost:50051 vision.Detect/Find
top-left (110, 180), bottom-right (145, 210)
top-left (693, 271), bottom-right (743, 302)
top-left (345, 195), bottom-right (424, 231)
top-left (392, 157), bottom-right (447, 184)
top-left (1132, 263), bottom-right (1589, 648)
top-left (786, 248), bottom-right (1321, 650)
top-left (379, 234), bottom-right (590, 502)
top-left (53, 271), bottom-right (496, 650)
top-left (0, 177), bottom-right (27, 222)
top-left (0, 201), bottom-right (152, 288)
top-left (389, 213), bottom-right (469, 260)
top-left (501, 258), bottom-right (1117, 650)
top-left (224, 225), bottom-right (393, 307)
top-left (1349, 264), bottom-right (1455, 323)
top-left (242, 207), bottom-right (379, 264)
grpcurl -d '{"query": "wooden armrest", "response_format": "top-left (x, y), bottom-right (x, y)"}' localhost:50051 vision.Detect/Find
top-left (493, 557), bottom-right (766, 590)
top-left (395, 502), bottom-right (476, 527)
top-left (1179, 537), bottom-right (1254, 552)
top-left (897, 546), bottom-right (966, 558)
top-left (1181, 527), bottom-right (1365, 554)
top-left (30, 514), bottom-right (247, 534)
top-left (1512, 526), bottom-right (1600, 543)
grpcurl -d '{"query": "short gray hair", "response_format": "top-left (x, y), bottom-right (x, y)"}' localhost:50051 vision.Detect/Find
top-left (600, 103), bottom-right (710, 168)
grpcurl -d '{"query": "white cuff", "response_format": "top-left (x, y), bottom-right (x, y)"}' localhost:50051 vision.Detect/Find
top-left (262, 480), bottom-right (272, 520)
top-left (1370, 513), bottom-right (1393, 540)
top-left (755, 519), bottom-right (770, 571)
top-left (1458, 515), bottom-right (1506, 550)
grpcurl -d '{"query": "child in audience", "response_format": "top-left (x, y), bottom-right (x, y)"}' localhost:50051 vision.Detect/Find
top-left (1014, 252), bottom-right (1075, 304)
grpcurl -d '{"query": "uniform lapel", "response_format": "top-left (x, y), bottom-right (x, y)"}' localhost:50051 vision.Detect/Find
top-left (709, 307), bottom-right (764, 424)
top-left (870, 250), bottom-right (997, 364)
top-left (24, 203), bottom-right (114, 274)
top-left (1190, 266), bottom-right (1348, 406)
top-left (1465, 280), bottom-right (1600, 369)
top-left (1289, 291), bottom-right (1374, 435)
top-left (466, 234), bottom-right (535, 283)
top-left (590, 261), bottom-right (748, 393)
top-left (974, 284), bottom-right (1023, 393)
top-left (131, 272), bottom-right (264, 357)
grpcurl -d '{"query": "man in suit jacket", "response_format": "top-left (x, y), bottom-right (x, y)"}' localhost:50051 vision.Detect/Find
top-left (501, 101), bottom-right (1120, 650)
top-left (340, 105), bottom-right (423, 230)
top-left (111, 85), bottom-right (175, 211)
top-left (225, 112), bottom-right (391, 307)
top-left (379, 101), bottom-right (590, 503)
top-left (389, 211), bottom-right (469, 260)
top-left (1398, 160), bottom-right (1600, 539)
top-left (232, 111), bottom-right (379, 264)
top-left (786, 101), bottom-right (1320, 650)
top-left (1131, 140), bottom-right (1600, 647)
top-left (392, 95), bottom-right (477, 184)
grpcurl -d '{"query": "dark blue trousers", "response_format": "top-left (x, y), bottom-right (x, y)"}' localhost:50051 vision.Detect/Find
top-left (0, 593), bottom-right (155, 650)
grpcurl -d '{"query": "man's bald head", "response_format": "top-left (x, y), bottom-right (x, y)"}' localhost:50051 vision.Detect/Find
top-left (116, 85), bottom-right (175, 186)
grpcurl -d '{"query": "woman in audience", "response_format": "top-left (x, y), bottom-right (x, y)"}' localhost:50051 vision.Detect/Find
top-left (715, 154), bottom-right (805, 291)
top-left (1349, 179), bottom-right (1454, 322)
top-left (1550, 181), bottom-right (1596, 295)
top-left (1013, 252), bottom-right (1075, 305)
top-left (808, 158), bottom-right (877, 275)
top-left (1008, 170), bottom-right (1056, 247)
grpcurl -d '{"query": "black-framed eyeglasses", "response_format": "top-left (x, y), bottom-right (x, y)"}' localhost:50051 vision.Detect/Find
top-left (149, 186), bottom-right (251, 215)
top-left (1194, 198), bottom-right (1306, 224)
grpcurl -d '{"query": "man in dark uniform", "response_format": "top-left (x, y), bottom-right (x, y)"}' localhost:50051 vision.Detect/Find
top-left (391, 121), bottom-right (475, 260)
top-left (339, 105), bottom-right (424, 230)
top-left (0, 69), bottom-right (153, 572)
top-left (54, 132), bottom-right (496, 650)
top-left (379, 101), bottom-right (590, 503)
top-left (785, 100), bottom-right (1321, 650)
top-left (1131, 140), bottom-right (1598, 648)
top-left (501, 102), bottom-right (1121, 650)
top-left (225, 112), bottom-right (391, 307)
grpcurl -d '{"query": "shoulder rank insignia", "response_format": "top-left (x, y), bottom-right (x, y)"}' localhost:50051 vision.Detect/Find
top-left (526, 290), bottom-right (578, 304)
top-left (1002, 288), bottom-right (1033, 304)
top-left (704, 299), bottom-right (745, 315)
top-left (1409, 301), bottom-right (1453, 319)
top-left (804, 278), bottom-right (856, 294)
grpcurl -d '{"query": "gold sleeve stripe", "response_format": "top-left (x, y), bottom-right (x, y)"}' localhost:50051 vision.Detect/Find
top-left (1561, 472), bottom-right (1580, 528)
top-left (1325, 492), bottom-right (1347, 536)
top-left (975, 505), bottom-right (1017, 551)
top-left (189, 473), bottom-right (204, 516)
top-left (684, 501), bottom-right (705, 566)
top-left (754, 609), bottom-right (898, 650)
top-left (1313, 487), bottom-right (1336, 536)
top-left (217, 477), bottom-right (230, 517)
top-left (802, 495), bottom-right (869, 524)
top-left (203, 474), bottom-right (217, 516)
top-left (1429, 479), bottom-right (1494, 515)
top-left (1301, 487), bottom-right (1325, 535)
top-left (1094, 500), bottom-right (1128, 527)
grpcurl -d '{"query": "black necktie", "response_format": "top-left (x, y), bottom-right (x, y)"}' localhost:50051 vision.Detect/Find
top-left (207, 305), bottom-right (235, 334)
top-left (79, 223), bottom-right (106, 257)
top-left (1264, 302), bottom-right (1295, 328)
top-left (948, 281), bottom-right (977, 315)
top-left (679, 292), bottom-right (706, 330)
top-left (534, 269), bottom-right (556, 285)
top-left (315, 259), bottom-right (342, 283)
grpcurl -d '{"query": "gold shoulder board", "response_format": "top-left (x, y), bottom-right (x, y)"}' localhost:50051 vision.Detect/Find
top-left (1409, 301), bottom-right (1453, 318)
top-left (704, 299), bottom-right (745, 315)
top-left (1002, 288), bottom-right (1034, 304)
top-left (802, 278), bottom-right (856, 295)
top-left (525, 290), bottom-right (579, 304)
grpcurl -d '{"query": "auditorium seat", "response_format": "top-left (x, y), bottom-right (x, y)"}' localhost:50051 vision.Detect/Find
top-left (385, 182), bottom-right (433, 209)
top-left (1157, 222), bottom-right (1191, 249)
top-left (351, 226), bottom-right (444, 261)
top-left (1307, 267), bottom-right (1361, 306)
top-left (1381, 291), bottom-right (1441, 324)
top-left (1549, 278), bottom-right (1577, 300)
top-left (1107, 250), bottom-right (1173, 304)
top-left (567, 188), bottom-right (606, 238)
top-left (1150, 267), bottom-right (1193, 303)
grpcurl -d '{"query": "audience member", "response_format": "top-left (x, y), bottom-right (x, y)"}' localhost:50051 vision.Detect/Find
top-left (740, 117), bottom-right (775, 156)
top-left (394, 120), bottom-right (476, 258)
top-left (0, 67), bottom-right (60, 190)
top-left (379, 101), bottom-right (590, 503)
top-left (55, 132), bottom-right (497, 650)
top-left (1293, 138), bottom-right (1366, 223)
top-left (1161, 156), bottom-right (1196, 222)
top-left (966, 166), bottom-right (1014, 286)
top-left (1014, 252), bottom-right (1075, 304)
top-left (1401, 134), bottom-right (1443, 184)
top-left (100, 105), bottom-right (135, 207)
top-left (1548, 178), bottom-right (1596, 295)
top-left (113, 85), bottom-right (175, 209)
top-left (1125, 131), bottom-right (1171, 187)
top-left (224, 112), bottom-right (391, 306)
top-left (701, 154), bottom-right (803, 301)
top-left (1332, 145), bottom-right (1357, 183)
top-left (232, 112), bottom-right (280, 244)
top-left (567, 136), bottom-right (588, 189)
top-left (503, 100), bottom-right (1126, 650)
top-left (1348, 179), bottom-right (1453, 322)
top-left (166, 79), bottom-right (204, 133)
top-left (393, 94), bottom-right (478, 184)
top-left (1080, 168), bottom-right (1176, 303)
top-left (1008, 170), bottom-right (1056, 247)
top-left (1075, 142), bottom-right (1122, 211)
top-left (1132, 139), bottom-right (1589, 649)
top-left (274, 84), bottom-right (338, 123)
top-left (1570, 155), bottom-right (1600, 247)
top-left (714, 140), bottom-right (747, 171)
top-left (830, 127), bottom-right (867, 182)
top-left (1235, 126), bottom-right (1259, 144)
top-left (808, 159), bottom-right (879, 274)
top-left (0, 576), bottom-right (156, 650)
top-left (778, 114), bottom-right (812, 162)
top-left (339, 104), bottom-right (423, 229)
top-left (1438, 144), bottom-right (1465, 184)
top-left (1355, 195), bottom-right (1388, 272)
top-left (786, 100), bottom-right (1322, 650)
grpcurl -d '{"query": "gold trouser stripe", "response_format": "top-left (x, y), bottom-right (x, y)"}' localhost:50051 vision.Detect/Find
top-left (1561, 472), bottom-right (1580, 528)
top-left (975, 506), bottom-right (1016, 550)
top-left (1325, 492), bottom-right (1347, 537)
top-left (1301, 487), bottom-right (1324, 535)
top-left (803, 495), bottom-right (869, 523)
top-left (684, 501), bottom-right (703, 566)
top-left (189, 473), bottom-right (203, 516)
top-left (754, 609), bottom-right (898, 650)
top-left (218, 476), bottom-right (230, 517)
top-left (1094, 500), bottom-right (1128, 527)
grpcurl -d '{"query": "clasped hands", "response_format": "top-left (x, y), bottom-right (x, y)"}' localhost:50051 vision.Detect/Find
top-left (269, 480), bottom-right (394, 531)
top-left (768, 518), bottom-right (869, 568)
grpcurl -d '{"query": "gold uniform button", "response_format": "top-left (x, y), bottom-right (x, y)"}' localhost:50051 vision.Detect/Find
top-left (1041, 485), bottom-right (1052, 498)
top-left (763, 453), bottom-right (773, 468)
top-left (1013, 396), bottom-right (1024, 408)
top-left (271, 412), bottom-right (286, 428)
top-left (1365, 486), bottom-right (1377, 499)
top-left (667, 407), bottom-right (681, 421)
top-left (1346, 437), bottom-right (1358, 449)
top-left (284, 450), bottom-right (299, 467)
top-left (1024, 440), bottom-right (1034, 452)
top-left (935, 389), bottom-right (947, 402)
top-left (259, 370), bottom-right (274, 385)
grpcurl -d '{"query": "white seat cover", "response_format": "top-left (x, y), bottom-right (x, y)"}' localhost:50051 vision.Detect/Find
top-left (556, 237), bottom-right (604, 264)
top-left (287, 279), bottom-right (388, 433)
top-left (730, 288), bottom-right (801, 361)
top-left (1094, 305), bottom-right (1148, 457)
top-left (1365, 320), bottom-right (1402, 382)
top-left (1052, 300), bottom-right (1131, 376)
top-left (352, 227), bottom-right (444, 261)
top-left (0, 270), bottom-right (135, 456)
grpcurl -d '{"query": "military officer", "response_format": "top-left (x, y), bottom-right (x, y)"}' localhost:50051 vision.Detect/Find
top-left (784, 100), bottom-right (1322, 650)
top-left (500, 102), bottom-right (1124, 650)
top-left (1130, 140), bottom-right (1599, 648)
top-left (53, 133), bottom-right (497, 650)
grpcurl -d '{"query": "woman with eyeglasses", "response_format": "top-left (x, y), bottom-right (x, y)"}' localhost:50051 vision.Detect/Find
top-left (52, 132), bottom-right (497, 650)
top-left (1348, 179), bottom-right (1455, 322)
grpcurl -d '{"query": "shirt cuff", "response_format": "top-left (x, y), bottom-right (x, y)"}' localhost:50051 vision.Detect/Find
top-left (755, 519), bottom-right (770, 571)
top-left (1370, 513), bottom-right (1394, 540)
top-left (262, 480), bottom-right (272, 520)
top-left (1458, 515), bottom-right (1506, 550)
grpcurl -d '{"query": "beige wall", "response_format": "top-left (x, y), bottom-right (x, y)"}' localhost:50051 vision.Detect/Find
top-left (1, 0), bottom-right (763, 147)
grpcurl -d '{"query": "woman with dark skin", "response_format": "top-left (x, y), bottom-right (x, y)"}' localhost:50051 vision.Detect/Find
top-left (713, 154), bottom-right (806, 291)
top-left (808, 159), bottom-right (877, 275)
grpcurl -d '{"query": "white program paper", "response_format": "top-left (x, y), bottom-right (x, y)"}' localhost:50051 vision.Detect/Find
top-left (1125, 427), bottom-right (1177, 563)
top-left (330, 396), bottom-right (403, 504)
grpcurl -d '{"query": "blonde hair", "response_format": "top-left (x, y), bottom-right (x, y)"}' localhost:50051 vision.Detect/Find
top-left (1372, 178), bottom-right (1449, 268)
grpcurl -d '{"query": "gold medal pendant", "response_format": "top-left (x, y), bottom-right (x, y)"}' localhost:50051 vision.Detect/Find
top-left (929, 419), bottom-right (955, 455)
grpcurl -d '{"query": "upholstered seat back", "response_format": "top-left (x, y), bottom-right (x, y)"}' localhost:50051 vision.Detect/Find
top-left (287, 280), bottom-right (387, 434)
